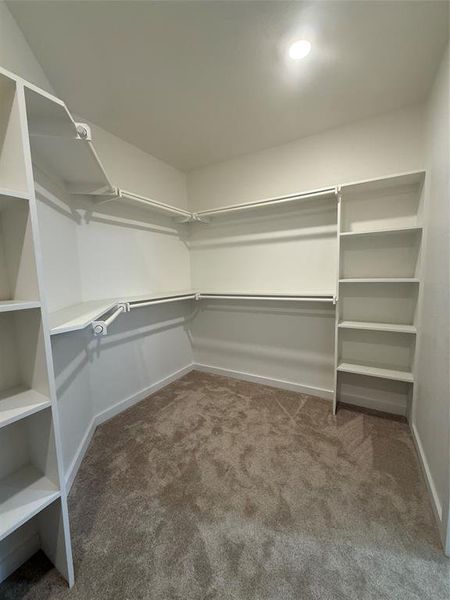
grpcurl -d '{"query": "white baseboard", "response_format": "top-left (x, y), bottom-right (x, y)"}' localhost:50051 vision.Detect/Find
top-left (193, 363), bottom-right (333, 400)
top-left (410, 422), bottom-right (443, 529)
top-left (65, 364), bottom-right (194, 492)
top-left (0, 532), bottom-right (40, 583)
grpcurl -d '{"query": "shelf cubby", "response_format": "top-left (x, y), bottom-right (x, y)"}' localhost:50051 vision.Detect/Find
top-left (340, 172), bottom-right (424, 234)
top-left (338, 281), bottom-right (418, 326)
top-left (0, 195), bottom-right (40, 304)
top-left (0, 309), bottom-right (51, 412)
top-left (0, 409), bottom-right (60, 541)
top-left (0, 74), bottom-right (29, 195)
top-left (340, 228), bottom-right (421, 280)
top-left (336, 371), bottom-right (411, 415)
top-left (338, 328), bottom-right (415, 383)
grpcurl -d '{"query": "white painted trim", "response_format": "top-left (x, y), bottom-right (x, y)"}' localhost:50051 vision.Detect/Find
top-left (410, 422), bottom-right (443, 525)
top-left (193, 363), bottom-right (333, 400)
top-left (0, 533), bottom-right (40, 583)
top-left (65, 364), bottom-right (194, 491)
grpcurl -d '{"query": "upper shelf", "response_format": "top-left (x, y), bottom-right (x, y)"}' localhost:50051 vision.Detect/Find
top-left (23, 84), bottom-right (115, 196)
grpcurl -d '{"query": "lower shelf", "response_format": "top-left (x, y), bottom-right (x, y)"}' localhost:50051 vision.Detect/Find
top-left (0, 465), bottom-right (60, 541)
top-left (0, 387), bottom-right (51, 429)
top-left (337, 362), bottom-right (414, 383)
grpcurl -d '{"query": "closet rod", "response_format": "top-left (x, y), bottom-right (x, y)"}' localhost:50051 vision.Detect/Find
top-left (96, 188), bottom-right (192, 219)
top-left (198, 294), bottom-right (336, 303)
top-left (194, 187), bottom-right (337, 218)
top-left (129, 294), bottom-right (197, 309)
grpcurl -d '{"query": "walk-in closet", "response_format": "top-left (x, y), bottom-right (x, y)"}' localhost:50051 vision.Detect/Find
top-left (0, 2), bottom-right (449, 599)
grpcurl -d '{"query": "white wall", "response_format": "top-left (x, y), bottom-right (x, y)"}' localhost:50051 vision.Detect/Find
top-left (0, 1), bottom-right (53, 93)
top-left (188, 105), bottom-right (424, 211)
top-left (88, 122), bottom-right (188, 209)
top-left (413, 46), bottom-right (450, 552)
top-left (187, 103), bottom-right (425, 400)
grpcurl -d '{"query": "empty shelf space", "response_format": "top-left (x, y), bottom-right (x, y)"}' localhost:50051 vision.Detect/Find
top-left (340, 278), bottom-right (420, 283)
top-left (24, 86), bottom-right (114, 196)
top-left (0, 387), bottom-right (51, 429)
top-left (337, 362), bottom-right (414, 383)
top-left (49, 299), bottom-right (119, 335)
top-left (340, 225), bottom-right (422, 237)
top-left (0, 464), bottom-right (60, 541)
top-left (338, 321), bottom-right (416, 334)
top-left (0, 300), bottom-right (40, 313)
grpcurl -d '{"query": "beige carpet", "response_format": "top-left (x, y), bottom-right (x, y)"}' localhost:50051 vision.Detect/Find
top-left (2, 371), bottom-right (449, 600)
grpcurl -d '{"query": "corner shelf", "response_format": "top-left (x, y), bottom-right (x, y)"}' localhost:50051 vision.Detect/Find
top-left (337, 362), bottom-right (414, 383)
top-left (24, 84), bottom-right (114, 196)
top-left (0, 387), bottom-right (51, 429)
top-left (338, 321), bottom-right (416, 334)
top-left (0, 464), bottom-right (60, 541)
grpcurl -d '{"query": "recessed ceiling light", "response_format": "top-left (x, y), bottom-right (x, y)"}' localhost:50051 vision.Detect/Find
top-left (288, 40), bottom-right (311, 60)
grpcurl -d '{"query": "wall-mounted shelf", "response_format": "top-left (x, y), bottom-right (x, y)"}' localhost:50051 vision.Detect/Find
top-left (0, 387), bottom-right (51, 429)
top-left (337, 362), bottom-right (414, 383)
top-left (339, 278), bottom-right (420, 283)
top-left (0, 464), bottom-right (60, 541)
top-left (24, 84), bottom-right (114, 196)
top-left (340, 225), bottom-right (423, 237)
top-left (338, 321), bottom-right (416, 334)
top-left (48, 299), bottom-right (119, 335)
top-left (0, 300), bottom-right (40, 313)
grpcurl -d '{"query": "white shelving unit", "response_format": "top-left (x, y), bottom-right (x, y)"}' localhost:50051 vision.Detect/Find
top-left (334, 171), bottom-right (425, 415)
top-left (0, 66), bottom-right (74, 586)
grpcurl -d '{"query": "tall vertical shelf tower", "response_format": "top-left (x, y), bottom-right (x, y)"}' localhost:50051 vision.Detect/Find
top-left (335, 173), bottom-right (424, 416)
top-left (0, 68), bottom-right (101, 584)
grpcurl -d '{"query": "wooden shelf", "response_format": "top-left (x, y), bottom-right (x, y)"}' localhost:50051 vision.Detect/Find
top-left (0, 387), bottom-right (51, 429)
top-left (339, 278), bottom-right (419, 284)
top-left (338, 321), bottom-right (416, 334)
top-left (340, 225), bottom-right (422, 237)
top-left (0, 464), bottom-right (60, 541)
top-left (48, 299), bottom-right (119, 335)
top-left (337, 362), bottom-right (414, 383)
top-left (0, 300), bottom-right (40, 313)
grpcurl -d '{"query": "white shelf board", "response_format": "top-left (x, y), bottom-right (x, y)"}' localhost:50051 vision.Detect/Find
top-left (337, 362), bottom-right (414, 383)
top-left (0, 465), bottom-right (60, 541)
top-left (339, 278), bottom-right (420, 284)
top-left (340, 170), bottom-right (425, 195)
top-left (340, 225), bottom-right (423, 238)
top-left (0, 300), bottom-right (40, 313)
top-left (24, 86), bottom-right (114, 196)
top-left (199, 290), bottom-right (335, 298)
top-left (0, 387), bottom-right (51, 429)
top-left (0, 187), bottom-right (31, 202)
top-left (49, 299), bottom-right (119, 335)
top-left (338, 321), bottom-right (416, 334)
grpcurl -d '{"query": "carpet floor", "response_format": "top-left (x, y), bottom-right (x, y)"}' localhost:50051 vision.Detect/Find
top-left (2, 371), bottom-right (449, 600)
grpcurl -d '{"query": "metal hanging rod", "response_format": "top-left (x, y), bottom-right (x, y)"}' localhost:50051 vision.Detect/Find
top-left (198, 293), bottom-right (336, 303)
top-left (92, 303), bottom-right (129, 336)
top-left (94, 188), bottom-right (192, 220)
top-left (128, 294), bottom-right (197, 310)
top-left (193, 187), bottom-right (338, 219)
